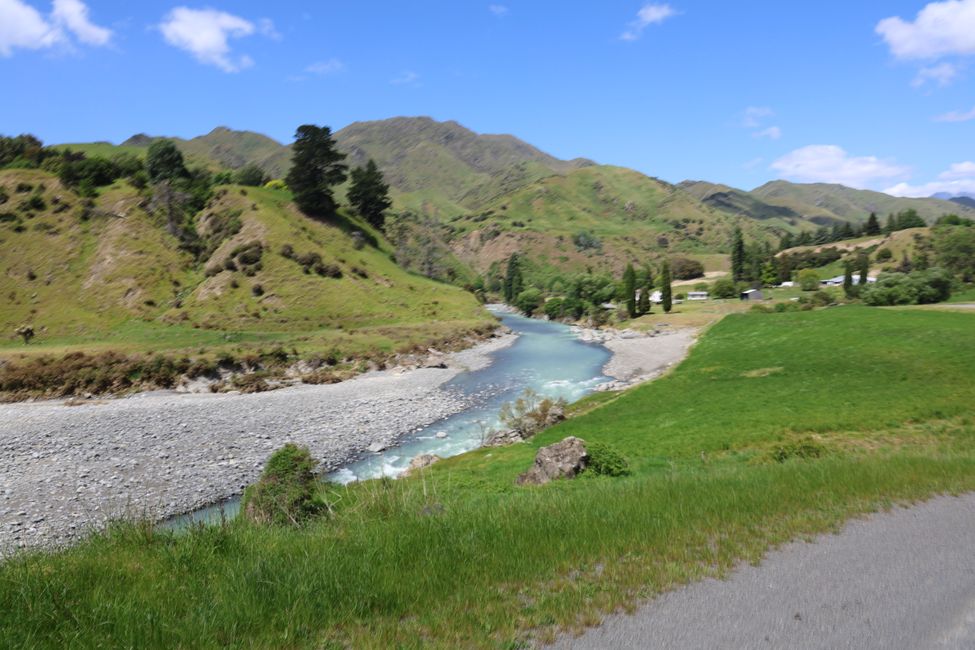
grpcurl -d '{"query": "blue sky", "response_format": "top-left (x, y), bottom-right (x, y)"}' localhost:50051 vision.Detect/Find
top-left (1, 0), bottom-right (974, 196)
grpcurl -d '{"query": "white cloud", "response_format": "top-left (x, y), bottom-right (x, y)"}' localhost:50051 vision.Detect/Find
top-left (876, 0), bottom-right (975, 60)
top-left (939, 161), bottom-right (975, 179)
top-left (0, 0), bottom-right (111, 56)
top-left (771, 145), bottom-right (910, 189)
top-left (488, 4), bottom-right (508, 16)
top-left (621, 3), bottom-right (676, 41)
top-left (753, 126), bottom-right (782, 140)
top-left (52, 0), bottom-right (110, 45)
top-left (741, 106), bottom-right (773, 128)
top-left (257, 18), bottom-right (280, 40)
top-left (160, 7), bottom-right (260, 72)
top-left (934, 105), bottom-right (975, 122)
top-left (391, 70), bottom-right (419, 85)
top-left (912, 62), bottom-right (959, 87)
top-left (306, 58), bottom-right (344, 75)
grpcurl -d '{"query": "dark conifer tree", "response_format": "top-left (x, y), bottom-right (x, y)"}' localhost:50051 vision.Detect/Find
top-left (731, 227), bottom-right (746, 281)
top-left (285, 125), bottom-right (348, 218)
top-left (348, 159), bottom-right (392, 231)
top-left (622, 264), bottom-right (637, 318)
top-left (660, 260), bottom-right (673, 313)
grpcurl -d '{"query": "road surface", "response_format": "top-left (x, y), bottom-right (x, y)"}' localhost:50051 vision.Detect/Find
top-left (553, 493), bottom-right (975, 649)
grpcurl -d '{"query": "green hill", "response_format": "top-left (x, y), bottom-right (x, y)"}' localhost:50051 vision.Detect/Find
top-left (0, 169), bottom-right (491, 365)
top-left (751, 180), bottom-right (975, 224)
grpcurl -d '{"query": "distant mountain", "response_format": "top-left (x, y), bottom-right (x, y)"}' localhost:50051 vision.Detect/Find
top-left (750, 181), bottom-right (975, 225)
top-left (332, 117), bottom-right (594, 215)
top-left (950, 196), bottom-right (975, 209)
top-left (122, 127), bottom-right (291, 178)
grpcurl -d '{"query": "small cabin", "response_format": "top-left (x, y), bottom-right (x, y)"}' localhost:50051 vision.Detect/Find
top-left (687, 291), bottom-right (709, 301)
top-left (740, 289), bottom-right (765, 301)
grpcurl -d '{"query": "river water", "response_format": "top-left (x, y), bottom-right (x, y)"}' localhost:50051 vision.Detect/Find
top-left (168, 309), bottom-right (610, 526)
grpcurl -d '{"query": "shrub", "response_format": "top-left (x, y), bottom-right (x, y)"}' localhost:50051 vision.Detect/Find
top-left (584, 441), bottom-right (631, 477)
top-left (711, 277), bottom-right (737, 299)
top-left (264, 179), bottom-right (287, 191)
top-left (876, 248), bottom-right (893, 262)
top-left (670, 257), bottom-right (705, 280)
top-left (233, 164), bottom-right (269, 187)
top-left (861, 269), bottom-right (953, 306)
top-left (251, 283), bottom-right (264, 296)
top-left (499, 389), bottom-right (567, 438)
top-left (798, 269), bottom-right (820, 291)
top-left (241, 444), bottom-right (326, 526)
top-left (572, 230), bottom-right (602, 252)
top-left (515, 288), bottom-right (543, 316)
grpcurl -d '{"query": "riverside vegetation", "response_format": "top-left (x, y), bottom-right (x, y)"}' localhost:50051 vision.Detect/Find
top-left (3, 306), bottom-right (975, 647)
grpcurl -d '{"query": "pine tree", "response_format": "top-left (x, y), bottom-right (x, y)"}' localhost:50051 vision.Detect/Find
top-left (503, 254), bottom-right (523, 303)
top-left (858, 254), bottom-right (870, 285)
top-left (348, 159), bottom-right (392, 231)
top-left (731, 227), bottom-right (746, 281)
top-left (865, 212), bottom-right (881, 236)
top-left (146, 140), bottom-right (187, 183)
top-left (884, 214), bottom-right (896, 235)
top-left (285, 125), bottom-right (348, 218)
top-left (660, 261), bottom-right (673, 313)
top-left (622, 264), bottom-right (637, 318)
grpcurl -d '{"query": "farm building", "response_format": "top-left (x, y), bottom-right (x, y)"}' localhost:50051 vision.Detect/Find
top-left (823, 275), bottom-right (877, 287)
top-left (740, 289), bottom-right (765, 301)
top-left (688, 291), bottom-right (709, 301)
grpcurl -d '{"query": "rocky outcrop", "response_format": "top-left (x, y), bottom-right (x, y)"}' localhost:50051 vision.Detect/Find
top-left (402, 454), bottom-right (441, 476)
top-left (516, 436), bottom-right (589, 485)
top-left (484, 428), bottom-right (524, 447)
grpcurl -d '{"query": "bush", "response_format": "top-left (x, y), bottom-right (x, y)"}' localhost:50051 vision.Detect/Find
top-left (711, 277), bottom-right (737, 299)
top-left (499, 389), bottom-right (566, 438)
top-left (515, 288), bottom-right (543, 315)
top-left (234, 164), bottom-right (269, 187)
top-left (860, 269), bottom-right (953, 306)
top-left (241, 444), bottom-right (326, 526)
top-left (798, 269), bottom-right (820, 291)
top-left (584, 441), bottom-right (631, 477)
top-left (572, 230), bottom-right (602, 252)
top-left (264, 179), bottom-right (287, 190)
top-left (670, 256), bottom-right (705, 280)
top-left (876, 248), bottom-right (893, 262)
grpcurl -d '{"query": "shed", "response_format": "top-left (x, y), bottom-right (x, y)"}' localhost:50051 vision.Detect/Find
top-left (688, 291), bottom-right (709, 301)
top-left (740, 289), bottom-right (765, 301)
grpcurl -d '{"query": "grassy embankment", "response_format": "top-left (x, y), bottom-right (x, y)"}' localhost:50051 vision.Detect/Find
top-left (2, 307), bottom-right (975, 647)
top-left (0, 169), bottom-right (494, 398)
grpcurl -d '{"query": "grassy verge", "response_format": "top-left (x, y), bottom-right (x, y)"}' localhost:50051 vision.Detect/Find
top-left (2, 307), bottom-right (975, 648)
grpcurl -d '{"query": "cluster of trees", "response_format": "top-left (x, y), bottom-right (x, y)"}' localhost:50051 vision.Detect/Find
top-left (860, 269), bottom-right (953, 306)
top-left (777, 210), bottom-right (929, 252)
top-left (285, 124), bottom-right (391, 231)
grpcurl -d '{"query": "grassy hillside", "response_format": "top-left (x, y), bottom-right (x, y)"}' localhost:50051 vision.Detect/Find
top-left (0, 168), bottom-right (492, 373)
top-left (446, 165), bottom-right (772, 275)
top-left (752, 180), bottom-right (975, 224)
top-left (4, 307), bottom-right (975, 647)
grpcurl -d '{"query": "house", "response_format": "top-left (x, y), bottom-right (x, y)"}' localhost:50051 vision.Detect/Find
top-left (688, 291), bottom-right (709, 301)
top-left (740, 289), bottom-right (765, 301)
top-left (650, 290), bottom-right (663, 304)
top-left (823, 275), bottom-right (878, 287)
top-left (778, 281), bottom-right (795, 288)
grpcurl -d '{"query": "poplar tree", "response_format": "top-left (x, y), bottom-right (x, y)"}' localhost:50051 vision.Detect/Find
top-left (661, 261), bottom-right (673, 313)
top-left (622, 264), bottom-right (637, 318)
top-left (503, 254), bottom-right (524, 303)
top-left (843, 261), bottom-right (855, 298)
top-left (731, 227), bottom-right (746, 282)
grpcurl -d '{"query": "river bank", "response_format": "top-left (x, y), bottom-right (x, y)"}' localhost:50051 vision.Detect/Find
top-left (575, 327), bottom-right (699, 391)
top-left (0, 332), bottom-right (516, 554)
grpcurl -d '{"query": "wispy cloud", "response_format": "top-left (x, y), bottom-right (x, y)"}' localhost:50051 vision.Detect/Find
top-left (621, 3), bottom-right (676, 41)
top-left (934, 105), bottom-right (975, 122)
top-left (912, 62), bottom-right (959, 87)
top-left (391, 70), bottom-right (419, 85)
top-left (306, 58), bottom-right (344, 75)
top-left (885, 161), bottom-right (975, 197)
top-left (753, 126), bottom-right (782, 140)
top-left (159, 7), bottom-right (275, 72)
top-left (876, 0), bottom-right (975, 88)
top-left (488, 4), bottom-right (508, 17)
top-left (771, 145), bottom-right (910, 189)
top-left (740, 106), bottom-right (773, 128)
top-left (0, 0), bottom-right (112, 56)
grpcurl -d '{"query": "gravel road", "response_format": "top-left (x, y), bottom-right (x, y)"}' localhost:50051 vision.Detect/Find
top-left (553, 493), bottom-right (975, 649)
top-left (0, 334), bottom-right (515, 554)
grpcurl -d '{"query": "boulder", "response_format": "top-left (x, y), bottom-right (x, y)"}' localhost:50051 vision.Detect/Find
top-left (402, 454), bottom-right (441, 477)
top-left (484, 428), bottom-right (525, 447)
top-left (517, 436), bottom-right (589, 485)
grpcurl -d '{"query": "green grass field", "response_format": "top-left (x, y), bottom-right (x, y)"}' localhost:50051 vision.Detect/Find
top-left (3, 307), bottom-right (975, 648)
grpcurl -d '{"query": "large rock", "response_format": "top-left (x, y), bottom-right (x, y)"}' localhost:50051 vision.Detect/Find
top-left (402, 453), bottom-right (441, 477)
top-left (517, 437), bottom-right (589, 485)
top-left (484, 428), bottom-right (524, 447)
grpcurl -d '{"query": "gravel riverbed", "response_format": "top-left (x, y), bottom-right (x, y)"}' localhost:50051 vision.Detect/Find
top-left (0, 334), bottom-right (516, 555)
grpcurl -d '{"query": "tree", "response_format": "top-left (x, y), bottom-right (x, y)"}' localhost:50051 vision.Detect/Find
top-left (711, 277), bottom-right (737, 299)
top-left (858, 254), bottom-right (870, 286)
top-left (146, 140), bottom-right (187, 183)
top-left (637, 285), bottom-right (650, 315)
top-left (503, 254), bottom-right (524, 303)
top-left (864, 212), bottom-right (881, 236)
top-left (798, 269), bottom-right (820, 291)
top-left (670, 256), bottom-right (705, 280)
top-left (285, 124), bottom-right (348, 218)
top-left (933, 225), bottom-right (975, 281)
top-left (515, 288), bottom-right (543, 316)
top-left (660, 261), bottom-right (673, 313)
top-left (843, 261), bottom-right (855, 298)
top-left (761, 261), bottom-right (778, 287)
top-left (621, 264), bottom-right (637, 318)
top-left (347, 159), bottom-right (392, 231)
top-left (234, 163), bottom-right (269, 187)
top-left (731, 227), bottom-right (746, 282)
